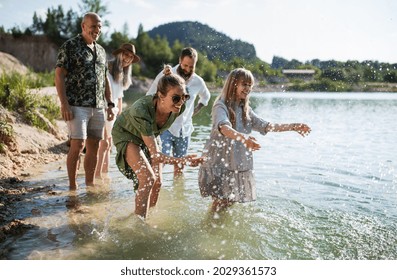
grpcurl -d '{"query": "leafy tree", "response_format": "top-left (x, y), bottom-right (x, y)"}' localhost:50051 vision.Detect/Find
top-left (321, 60), bottom-right (342, 69)
top-left (108, 26), bottom-right (131, 51)
top-left (135, 28), bottom-right (173, 77)
top-left (28, 5), bottom-right (79, 45)
top-left (78, 0), bottom-right (110, 22)
top-left (147, 21), bottom-right (257, 61)
top-left (195, 53), bottom-right (216, 82)
top-left (228, 57), bottom-right (247, 69)
top-left (171, 39), bottom-right (184, 63)
top-left (271, 56), bottom-right (289, 69)
top-left (383, 71), bottom-right (397, 83)
top-left (31, 12), bottom-right (42, 34)
top-left (321, 68), bottom-right (346, 81)
top-left (285, 59), bottom-right (303, 69)
top-left (9, 26), bottom-right (24, 37)
top-left (363, 67), bottom-right (381, 82)
top-left (26, 0), bottom-right (111, 46)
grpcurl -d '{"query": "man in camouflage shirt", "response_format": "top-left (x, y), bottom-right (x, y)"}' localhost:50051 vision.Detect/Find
top-left (55, 12), bottom-right (114, 190)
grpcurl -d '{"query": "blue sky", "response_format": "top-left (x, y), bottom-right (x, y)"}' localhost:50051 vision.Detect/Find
top-left (1, 0), bottom-right (396, 64)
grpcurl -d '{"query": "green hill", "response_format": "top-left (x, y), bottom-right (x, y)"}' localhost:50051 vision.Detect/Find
top-left (147, 21), bottom-right (257, 61)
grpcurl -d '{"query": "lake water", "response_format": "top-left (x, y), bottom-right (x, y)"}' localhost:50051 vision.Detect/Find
top-left (2, 92), bottom-right (397, 260)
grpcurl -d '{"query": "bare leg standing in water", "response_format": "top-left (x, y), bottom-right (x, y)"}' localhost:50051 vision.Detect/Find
top-left (124, 142), bottom-right (162, 218)
top-left (67, 138), bottom-right (100, 189)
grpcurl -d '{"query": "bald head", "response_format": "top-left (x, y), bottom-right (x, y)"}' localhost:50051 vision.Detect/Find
top-left (82, 12), bottom-right (101, 24)
top-left (81, 12), bottom-right (102, 44)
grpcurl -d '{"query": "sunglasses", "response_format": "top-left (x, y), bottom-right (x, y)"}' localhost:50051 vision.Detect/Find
top-left (172, 94), bottom-right (190, 104)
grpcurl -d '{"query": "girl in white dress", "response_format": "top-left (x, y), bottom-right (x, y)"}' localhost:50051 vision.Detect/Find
top-left (96, 43), bottom-right (140, 179)
top-left (198, 68), bottom-right (311, 212)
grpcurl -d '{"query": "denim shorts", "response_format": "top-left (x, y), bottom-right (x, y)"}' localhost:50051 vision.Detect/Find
top-left (160, 130), bottom-right (189, 158)
top-left (67, 106), bottom-right (105, 140)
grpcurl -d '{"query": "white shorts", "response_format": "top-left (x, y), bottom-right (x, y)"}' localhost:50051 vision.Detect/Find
top-left (67, 106), bottom-right (105, 140)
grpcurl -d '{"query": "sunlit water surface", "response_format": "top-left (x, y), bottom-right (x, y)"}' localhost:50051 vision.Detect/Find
top-left (3, 92), bottom-right (397, 260)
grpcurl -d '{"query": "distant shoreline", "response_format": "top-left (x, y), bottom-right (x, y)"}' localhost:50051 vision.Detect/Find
top-left (197, 82), bottom-right (397, 94)
top-left (129, 77), bottom-right (397, 94)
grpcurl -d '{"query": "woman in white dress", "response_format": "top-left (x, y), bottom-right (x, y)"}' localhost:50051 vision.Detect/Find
top-left (96, 43), bottom-right (140, 179)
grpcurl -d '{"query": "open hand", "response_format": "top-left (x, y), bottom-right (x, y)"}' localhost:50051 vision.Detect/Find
top-left (60, 104), bottom-right (73, 121)
top-left (244, 136), bottom-right (261, 151)
top-left (107, 107), bottom-right (115, 121)
top-left (183, 154), bottom-right (206, 167)
top-left (294, 123), bottom-right (311, 137)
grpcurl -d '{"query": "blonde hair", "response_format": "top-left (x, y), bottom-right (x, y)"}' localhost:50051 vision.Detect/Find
top-left (216, 68), bottom-right (254, 127)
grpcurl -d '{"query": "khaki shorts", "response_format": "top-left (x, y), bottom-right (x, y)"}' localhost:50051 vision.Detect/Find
top-left (67, 106), bottom-right (105, 140)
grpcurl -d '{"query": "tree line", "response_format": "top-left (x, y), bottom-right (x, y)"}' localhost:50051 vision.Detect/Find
top-left (1, 0), bottom-right (396, 91)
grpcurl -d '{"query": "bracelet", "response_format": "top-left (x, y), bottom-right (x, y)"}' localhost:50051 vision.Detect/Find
top-left (107, 102), bottom-right (115, 108)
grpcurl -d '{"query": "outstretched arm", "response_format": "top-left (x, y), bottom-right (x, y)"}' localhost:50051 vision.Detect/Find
top-left (219, 124), bottom-right (261, 151)
top-left (265, 123), bottom-right (311, 137)
top-left (142, 135), bottom-right (204, 166)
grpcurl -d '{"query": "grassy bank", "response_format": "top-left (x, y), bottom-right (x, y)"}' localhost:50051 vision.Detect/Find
top-left (0, 71), bottom-right (60, 153)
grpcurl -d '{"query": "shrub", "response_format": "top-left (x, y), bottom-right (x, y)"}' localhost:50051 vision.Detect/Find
top-left (0, 120), bottom-right (14, 153)
top-left (0, 71), bottom-right (60, 132)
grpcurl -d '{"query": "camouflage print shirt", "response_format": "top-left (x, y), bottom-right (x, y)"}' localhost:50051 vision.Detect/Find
top-left (56, 34), bottom-right (107, 108)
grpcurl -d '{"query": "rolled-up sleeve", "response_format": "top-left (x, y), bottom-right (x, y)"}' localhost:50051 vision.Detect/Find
top-left (198, 81), bottom-right (211, 106)
top-left (56, 44), bottom-right (68, 70)
top-left (249, 108), bottom-right (269, 135)
top-left (212, 102), bottom-right (232, 132)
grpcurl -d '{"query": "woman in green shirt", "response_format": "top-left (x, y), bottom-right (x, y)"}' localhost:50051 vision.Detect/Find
top-left (112, 74), bottom-right (203, 218)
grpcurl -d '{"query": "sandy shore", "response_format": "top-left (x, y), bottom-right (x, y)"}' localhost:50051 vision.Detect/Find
top-left (0, 97), bottom-right (68, 249)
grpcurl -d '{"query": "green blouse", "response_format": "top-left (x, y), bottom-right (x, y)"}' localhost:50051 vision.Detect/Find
top-left (112, 95), bottom-right (185, 188)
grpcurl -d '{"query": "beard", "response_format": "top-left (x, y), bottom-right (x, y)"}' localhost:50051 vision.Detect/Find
top-left (177, 65), bottom-right (193, 81)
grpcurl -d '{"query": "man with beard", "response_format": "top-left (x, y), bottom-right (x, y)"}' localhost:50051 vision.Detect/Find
top-left (146, 47), bottom-right (211, 177)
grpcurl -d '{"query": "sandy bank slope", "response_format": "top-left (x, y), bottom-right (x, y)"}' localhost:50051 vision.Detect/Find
top-left (0, 105), bottom-right (68, 179)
